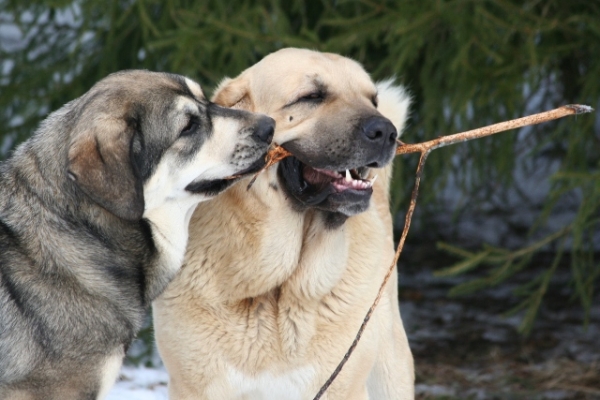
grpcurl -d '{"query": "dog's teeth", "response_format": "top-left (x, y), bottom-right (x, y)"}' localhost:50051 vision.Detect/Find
top-left (345, 169), bottom-right (352, 182)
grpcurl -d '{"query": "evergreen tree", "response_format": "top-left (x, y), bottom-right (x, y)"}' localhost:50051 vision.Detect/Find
top-left (1, 0), bottom-right (598, 334)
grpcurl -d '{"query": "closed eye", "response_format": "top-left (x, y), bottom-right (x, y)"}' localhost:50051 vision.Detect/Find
top-left (371, 95), bottom-right (378, 108)
top-left (284, 90), bottom-right (326, 108)
top-left (180, 115), bottom-right (200, 137)
top-left (299, 92), bottom-right (323, 102)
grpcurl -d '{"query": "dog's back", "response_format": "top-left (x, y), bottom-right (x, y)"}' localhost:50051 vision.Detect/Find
top-left (0, 121), bottom-right (148, 398)
top-left (0, 196), bottom-right (44, 388)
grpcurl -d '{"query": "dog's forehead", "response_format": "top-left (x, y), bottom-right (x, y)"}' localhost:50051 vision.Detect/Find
top-left (253, 48), bottom-right (376, 98)
top-left (81, 71), bottom-right (208, 120)
top-left (92, 71), bottom-right (205, 103)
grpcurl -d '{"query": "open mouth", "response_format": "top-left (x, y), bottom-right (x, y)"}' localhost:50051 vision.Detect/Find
top-left (303, 165), bottom-right (377, 192)
top-left (278, 155), bottom-right (377, 216)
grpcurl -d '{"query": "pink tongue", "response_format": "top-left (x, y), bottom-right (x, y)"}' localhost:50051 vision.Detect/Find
top-left (303, 166), bottom-right (335, 185)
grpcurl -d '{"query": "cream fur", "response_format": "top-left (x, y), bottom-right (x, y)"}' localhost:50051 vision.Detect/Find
top-left (96, 349), bottom-right (124, 400)
top-left (154, 48), bottom-right (414, 399)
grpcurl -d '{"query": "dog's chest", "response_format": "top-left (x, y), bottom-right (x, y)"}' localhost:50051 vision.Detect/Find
top-left (223, 364), bottom-right (316, 400)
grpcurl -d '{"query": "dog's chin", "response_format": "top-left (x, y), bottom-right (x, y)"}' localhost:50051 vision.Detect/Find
top-left (185, 155), bottom-right (267, 197)
top-left (277, 156), bottom-right (377, 218)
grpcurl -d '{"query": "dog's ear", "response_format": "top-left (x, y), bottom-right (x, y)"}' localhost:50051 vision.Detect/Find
top-left (67, 115), bottom-right (144, 221)
top-left (212, 76), bottom-right (254, 111)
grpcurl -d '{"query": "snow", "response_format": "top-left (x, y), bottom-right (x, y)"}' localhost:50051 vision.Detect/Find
top-left (106, 366), bottom-right (168, 400)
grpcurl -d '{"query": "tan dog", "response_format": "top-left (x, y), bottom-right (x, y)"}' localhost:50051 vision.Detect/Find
top-left (153, 48), bottom-right (414, 399)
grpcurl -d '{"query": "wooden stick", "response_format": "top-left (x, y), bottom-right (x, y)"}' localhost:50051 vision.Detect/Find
top-left (312, 104), bottom-right (593, 398)
top-left (242, 105), bottom-right (592, 189)
top-left (225, 144), bottom-right (291, 187)
top-left (246, 144), bottom-right (291, 189)
top-left (395, 104), bottom-right (593, 155)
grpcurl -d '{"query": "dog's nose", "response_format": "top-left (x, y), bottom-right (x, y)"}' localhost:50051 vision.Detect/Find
top-left (253, 116), bottom-right (275, 144)
top-left (361, 116), bottom-right (397, 144)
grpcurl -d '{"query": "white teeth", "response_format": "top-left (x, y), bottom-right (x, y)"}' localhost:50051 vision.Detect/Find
top-left (345, 169), bottom-right (352, 182)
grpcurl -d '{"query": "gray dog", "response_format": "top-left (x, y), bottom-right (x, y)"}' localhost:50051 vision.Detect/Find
top-left (0, 70), bottom-right (274, 399)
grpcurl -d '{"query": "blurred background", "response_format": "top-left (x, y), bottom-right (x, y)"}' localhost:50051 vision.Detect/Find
top-left (1, 1), bottom-right (598, 398)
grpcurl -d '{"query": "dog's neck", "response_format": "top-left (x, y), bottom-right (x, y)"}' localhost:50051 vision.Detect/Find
top-left (185, 171), bottom-right (352, 304)
top-left (171, 164), bottom-right (393, 362)
top-left (142, 196), bottom-right (200, 301)
top-left (178, 166), bottom-right (394, 359)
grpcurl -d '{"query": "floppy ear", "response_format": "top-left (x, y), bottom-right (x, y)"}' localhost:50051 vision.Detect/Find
top-left (212, 76), bottom-right (254, 111)
top-left (67, 115), bottom-right (144, 221)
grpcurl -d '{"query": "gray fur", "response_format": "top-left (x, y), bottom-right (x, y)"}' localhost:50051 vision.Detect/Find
top-left (0, 70), bottom-right (273, 399)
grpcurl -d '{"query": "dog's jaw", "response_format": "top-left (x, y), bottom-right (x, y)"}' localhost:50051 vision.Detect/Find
top-left (276, 153), bottom-right (387, 223)
top-left (185, 154), bottom-right (267, 196)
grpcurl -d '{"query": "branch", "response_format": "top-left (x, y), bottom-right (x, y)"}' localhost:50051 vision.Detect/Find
top-left (246, 145), bottom-right (291, 189)
top-left (395, 104), bottom-right (593, 155)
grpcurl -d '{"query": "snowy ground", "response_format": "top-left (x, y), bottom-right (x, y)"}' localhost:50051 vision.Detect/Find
top-left (106, 366), bottom-right (168, 400)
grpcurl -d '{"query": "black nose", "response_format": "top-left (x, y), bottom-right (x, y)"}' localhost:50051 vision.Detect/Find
top-left (361, 116), bottom-right (397, 144)
top-left (253, 116), bottom-right (275, 143)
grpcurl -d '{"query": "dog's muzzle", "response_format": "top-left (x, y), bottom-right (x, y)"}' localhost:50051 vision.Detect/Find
top-left (277, 118), bottom-right (397, 218)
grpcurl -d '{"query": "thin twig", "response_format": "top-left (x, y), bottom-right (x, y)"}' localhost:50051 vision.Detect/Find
top-left (395, 104), bottom-right (593, 155)
top-left (246, 144), bottom-right (291, 189)
top-left (225, 144), bottom-right (291, 187)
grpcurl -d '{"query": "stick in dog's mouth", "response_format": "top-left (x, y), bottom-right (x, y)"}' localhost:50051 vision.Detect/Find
top-left (246, 144), bottom-right (292, 189)
top-left (225, 144), bottom-right (292, 189)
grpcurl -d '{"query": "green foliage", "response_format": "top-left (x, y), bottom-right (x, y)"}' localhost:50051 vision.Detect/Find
top-left (1, 0), bottom-right (598, 338)
top-left (435, 227), bottom-right (571, 335)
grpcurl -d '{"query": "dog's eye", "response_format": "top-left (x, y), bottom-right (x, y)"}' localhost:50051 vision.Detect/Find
top-left (298, 91), bottom-right (324, 103)
top-left (180, 116), bottom-right (199, 137)
top-left (371, 95), bottom-right (378, 108)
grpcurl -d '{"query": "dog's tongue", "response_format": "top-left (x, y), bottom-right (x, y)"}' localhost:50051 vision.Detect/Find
top-left (302, 166), bottom-right (338, 185)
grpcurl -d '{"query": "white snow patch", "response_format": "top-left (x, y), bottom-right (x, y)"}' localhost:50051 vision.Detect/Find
top-left (105, 366), bottom-right (168, 400)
